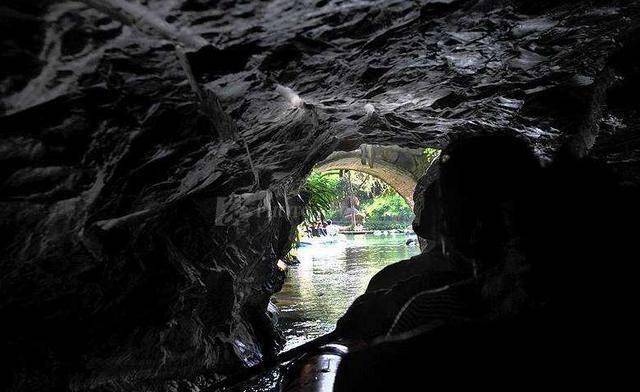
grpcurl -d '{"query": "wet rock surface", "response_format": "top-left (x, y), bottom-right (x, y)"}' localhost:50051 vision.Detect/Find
top-left (1, 0), bottom-right (639, 390)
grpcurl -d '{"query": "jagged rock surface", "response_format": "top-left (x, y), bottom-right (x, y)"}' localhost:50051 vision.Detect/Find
top-left (1, 0), bottom-right (639, 390)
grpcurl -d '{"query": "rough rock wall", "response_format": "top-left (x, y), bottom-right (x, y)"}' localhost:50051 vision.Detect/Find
top-left (1, 0), bottom-right (639, 390)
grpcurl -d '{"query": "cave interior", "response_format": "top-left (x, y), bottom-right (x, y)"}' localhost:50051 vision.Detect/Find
top-left (1, 0), bottom-right (639, 391)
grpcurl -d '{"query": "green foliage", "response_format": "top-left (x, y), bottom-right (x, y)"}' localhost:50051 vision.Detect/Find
top-left (349, 171), bottom-right (388, 199)
top-left (301, 170), bottom-right (415, 229)
top-left (300, 172), bottom-right (340, 222)
top-left (362, 192), bottom-right (414, 229)
top-left (415, 147), bottom-right (441, 175)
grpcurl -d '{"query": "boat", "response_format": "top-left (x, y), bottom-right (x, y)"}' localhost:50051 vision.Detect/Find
top-left (298, 234), bottom-right (346, 247)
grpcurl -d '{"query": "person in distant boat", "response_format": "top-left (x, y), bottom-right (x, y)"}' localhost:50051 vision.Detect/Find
top-left (319, 221), bottom-right (328, 236)
top-left (310, 222), bottom-right (320, 237)
top-left (326, 220), bottom-right (339, 236)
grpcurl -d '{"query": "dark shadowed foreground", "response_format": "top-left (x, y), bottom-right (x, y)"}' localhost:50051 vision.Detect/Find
top-left (1, 0), bottom-right (639, 391)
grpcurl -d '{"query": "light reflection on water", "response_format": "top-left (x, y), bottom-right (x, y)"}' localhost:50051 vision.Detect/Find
top-left (272, 233), bottom-right (421, 351)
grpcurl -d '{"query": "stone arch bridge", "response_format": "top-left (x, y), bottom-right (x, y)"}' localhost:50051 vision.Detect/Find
top-left (315, 144), bottom-right (433, 208)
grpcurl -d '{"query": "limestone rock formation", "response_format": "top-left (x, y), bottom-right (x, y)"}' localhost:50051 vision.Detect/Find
top-left (1, 0), bottom-right (639, 390)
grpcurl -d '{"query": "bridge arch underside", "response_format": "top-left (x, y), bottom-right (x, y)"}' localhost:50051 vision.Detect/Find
top-left (314, 157), bottom-right (417, 208)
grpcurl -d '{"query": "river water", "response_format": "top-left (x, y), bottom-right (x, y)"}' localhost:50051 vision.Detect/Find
top-left (272, 233), bottom-right (421, 351)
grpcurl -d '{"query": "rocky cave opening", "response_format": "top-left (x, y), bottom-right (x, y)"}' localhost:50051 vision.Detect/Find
top-left (2, 0), bottom-right (640, 391)
top-left (273, 146), bottom-right (434, 352)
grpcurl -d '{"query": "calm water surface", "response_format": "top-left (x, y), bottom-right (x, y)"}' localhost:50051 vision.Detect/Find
top-left (273, 233), bottom-right (420, 351)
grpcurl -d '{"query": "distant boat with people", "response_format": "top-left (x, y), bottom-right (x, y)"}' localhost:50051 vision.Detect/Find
top-left (298, 234), bottom-right (347, 247)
